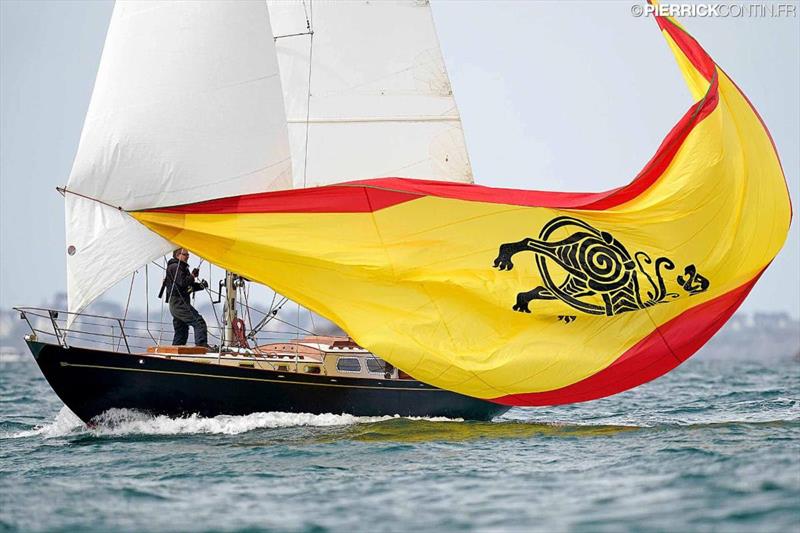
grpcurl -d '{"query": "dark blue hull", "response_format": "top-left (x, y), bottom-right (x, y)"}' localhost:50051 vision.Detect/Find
top-left (26, 341), bottom-right (510, 423)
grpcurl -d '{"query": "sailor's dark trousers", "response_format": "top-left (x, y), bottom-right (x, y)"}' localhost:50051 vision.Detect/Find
top-left (169, 296), bottom-right (208, 346)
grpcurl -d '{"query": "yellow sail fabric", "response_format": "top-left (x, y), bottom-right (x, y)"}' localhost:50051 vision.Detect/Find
top-left (133, 15), bottom-right (790, 405)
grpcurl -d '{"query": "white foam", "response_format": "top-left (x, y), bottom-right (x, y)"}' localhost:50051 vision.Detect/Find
top-left (5, 406), bottom-right (84, 439)
top-left (6, 407), bottom-right (461, 439)
top-left (90, 409), bottom-right (396, 436)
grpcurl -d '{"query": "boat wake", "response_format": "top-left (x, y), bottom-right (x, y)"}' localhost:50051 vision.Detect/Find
top-left (5, 406), bottom-right (463, 439)
top-left (7, 403), bottom-right (796, 442)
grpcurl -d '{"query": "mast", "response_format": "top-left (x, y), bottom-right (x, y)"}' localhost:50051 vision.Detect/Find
top-left (223, 271), bottom-right (237, 347)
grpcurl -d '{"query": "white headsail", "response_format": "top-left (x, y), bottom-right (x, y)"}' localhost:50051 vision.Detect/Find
top-left (65, 0), bottom-right (473, 318)
top-left (267, 0), bottom-right (473, 187)
top-left (65, 1), bottom-right (292, 317)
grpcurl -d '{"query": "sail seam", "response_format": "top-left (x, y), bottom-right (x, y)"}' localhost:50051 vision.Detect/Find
top-left (287, 116), bottom-right (460, 124)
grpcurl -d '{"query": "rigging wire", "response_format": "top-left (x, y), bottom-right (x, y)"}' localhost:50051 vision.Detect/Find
top-left (238, 281), bottom-right (263, 353)
top-left (204, 285), bottom-right (223, 340)
top-left (207, 262), bottom-right (222, 327)
top-left (157, 257), bottom-right (167, 345)
top-left (301, 0), bottom-right (314, 187)
top-left (114, 270), bottom-right (137, 351)
top-left (237, 280), bottom-right (247, 345)
top-left (273, 30), bottom-right (312, 40)
top-left (203, 263), bottom-right (223, 340)
top-left (308, 307), bottom-right (317, 335)
top-left (56, 186), bottom-right (124, 211)
top-left (239, 282), bottom-right (246, 326)
top-left (271, 314), bottom-right (318, 337)
top-left (243, 281), bottom-right (255, 336)
top-left (247, 295), bottom-right (289, 341)
top-left (144, 264), bottom-right (157, 344)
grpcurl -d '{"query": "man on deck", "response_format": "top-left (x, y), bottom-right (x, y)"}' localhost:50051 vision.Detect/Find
top-left (162, 248), bottom-right (209, 347)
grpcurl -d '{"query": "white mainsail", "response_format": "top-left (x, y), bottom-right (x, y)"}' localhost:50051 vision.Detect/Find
top-left (268, 0), bottom-right (473, 186)
top-left (65, 0), bottom-right (474, 318)
top-left (65, 0), bottom-right (292, 317)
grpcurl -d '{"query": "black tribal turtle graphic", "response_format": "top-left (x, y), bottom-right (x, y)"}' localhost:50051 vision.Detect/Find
top-left (492, 216), bottom-right (708, 318)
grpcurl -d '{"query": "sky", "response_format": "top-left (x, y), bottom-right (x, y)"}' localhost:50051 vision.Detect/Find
top-left (1, 0), bottom-right (798, 318)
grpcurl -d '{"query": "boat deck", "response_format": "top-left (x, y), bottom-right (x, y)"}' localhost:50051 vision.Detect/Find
top-left (145, 337), bottom-right (406, 382)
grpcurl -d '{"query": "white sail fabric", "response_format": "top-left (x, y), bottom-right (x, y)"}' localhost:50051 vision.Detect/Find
top-left (267, 0), bottom-right (473, 187)
top-left (65, 0), bottom-right (292, 317)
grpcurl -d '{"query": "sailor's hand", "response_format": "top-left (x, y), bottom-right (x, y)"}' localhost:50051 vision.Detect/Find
top-left (191, 267), bottom-right (200, 278)
top-left (200, 279), bottom-right (209, 289)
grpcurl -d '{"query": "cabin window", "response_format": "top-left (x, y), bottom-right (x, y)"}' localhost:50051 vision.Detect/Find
top-left (304, 365), bottom-right (321, 374)
top-left (336, 357), bottom-right (361, 373)
top-left (366, 359), bottom-right (387, 374)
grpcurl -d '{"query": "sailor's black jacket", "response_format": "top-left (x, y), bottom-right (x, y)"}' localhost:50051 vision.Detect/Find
top-left (160, 258), bottom-right (204, 303)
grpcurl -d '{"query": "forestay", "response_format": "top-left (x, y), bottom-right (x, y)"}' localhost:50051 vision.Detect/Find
top-left (267, 0), bottom-right (473, 186)
top-left (65, 0), bottom-right (291, 317)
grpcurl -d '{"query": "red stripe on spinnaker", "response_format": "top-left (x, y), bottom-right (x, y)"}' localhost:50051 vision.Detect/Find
top-left (489, 272), bottom-right (762, 406)
top-left (148, 184), bottom-right (421, 214)
top-left (652, 10), bottom-right (716, 82)
top-left (143, 4), bottom-right (720, 217)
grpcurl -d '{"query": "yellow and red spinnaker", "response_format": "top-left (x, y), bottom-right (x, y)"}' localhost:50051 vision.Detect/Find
top-left (132, 15), bottom-right (791, 405)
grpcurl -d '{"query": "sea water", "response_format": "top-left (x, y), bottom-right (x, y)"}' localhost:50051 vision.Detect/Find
top-left (1, 356), bottom-right (798, 532)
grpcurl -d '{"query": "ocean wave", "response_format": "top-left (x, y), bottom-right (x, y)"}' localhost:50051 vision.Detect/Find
top-left (0, 352), bottom-right (25, 363)
top-left (4, 406), bottom-right (462, 439)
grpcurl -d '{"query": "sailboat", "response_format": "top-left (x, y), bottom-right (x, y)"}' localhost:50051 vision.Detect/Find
top-left (20, 0), bottom-right (510, 423)
top-left (20, 1), bottom-right (790, 422)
